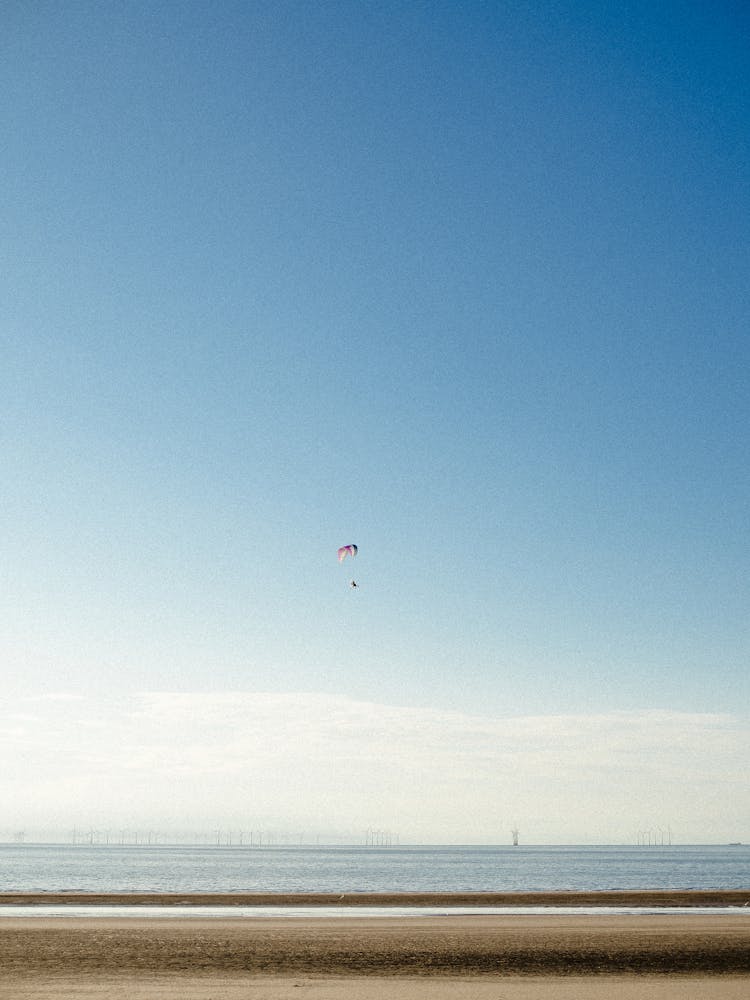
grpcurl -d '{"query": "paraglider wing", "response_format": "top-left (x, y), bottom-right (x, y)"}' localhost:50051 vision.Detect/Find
top-left (337, 544), bottom-right (357, 562)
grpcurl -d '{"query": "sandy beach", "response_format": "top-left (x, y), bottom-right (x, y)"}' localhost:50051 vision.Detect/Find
top-left (2, 974), bottom-right (750, 1000)
top-left (2, 894), bottom-right (749, 1000)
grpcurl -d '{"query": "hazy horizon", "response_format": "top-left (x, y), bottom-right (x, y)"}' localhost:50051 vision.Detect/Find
top-left (3, 691), bottom-right (747, 845)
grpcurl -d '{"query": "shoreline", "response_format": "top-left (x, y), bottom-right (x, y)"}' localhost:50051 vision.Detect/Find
top-left (2, 889), bottom-right (749, 907)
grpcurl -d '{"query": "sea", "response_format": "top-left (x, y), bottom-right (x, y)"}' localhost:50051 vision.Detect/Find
top-left (2, 843), bottom-right (748, 895)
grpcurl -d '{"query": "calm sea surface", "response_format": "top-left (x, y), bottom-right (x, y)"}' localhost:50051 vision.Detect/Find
top-left (1, 844), bottom-right (748, 894)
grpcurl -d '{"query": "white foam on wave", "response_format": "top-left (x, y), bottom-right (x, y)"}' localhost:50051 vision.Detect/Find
top-left (1, 904), bottom-right (748, 919)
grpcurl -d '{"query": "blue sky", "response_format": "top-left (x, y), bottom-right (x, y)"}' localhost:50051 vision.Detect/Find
top-left (2, 2), bottom-right (748, 840)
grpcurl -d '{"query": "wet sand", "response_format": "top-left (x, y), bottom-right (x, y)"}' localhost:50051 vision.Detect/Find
top-left (2, 896), bottom-right (748, 999)
top-left (2, 889), bottom-right (749, 907)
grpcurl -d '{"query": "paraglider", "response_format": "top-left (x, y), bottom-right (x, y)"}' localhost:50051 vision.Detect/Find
top-left (337, 544), bottom-right (359, 590)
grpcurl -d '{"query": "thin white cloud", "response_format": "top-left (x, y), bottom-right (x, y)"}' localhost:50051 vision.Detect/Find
top-left (2, 692), bottom-right (748, 844)
top-left (20, 692), bottom-right (87, 703)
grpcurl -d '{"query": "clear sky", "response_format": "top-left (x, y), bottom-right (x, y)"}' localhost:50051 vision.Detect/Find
top-left (2, 1), bottom-right (748, 844)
